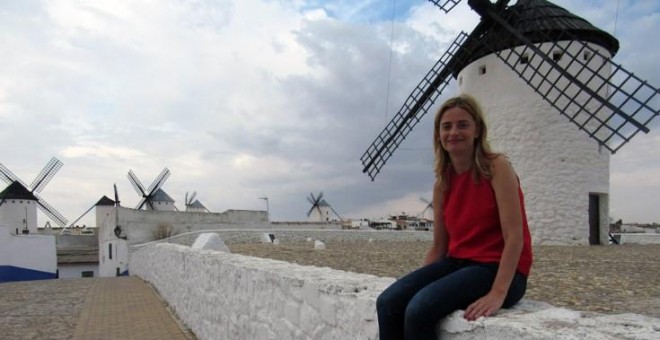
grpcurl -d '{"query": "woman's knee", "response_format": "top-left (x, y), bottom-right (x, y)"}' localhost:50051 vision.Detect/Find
top-left (376, 288), bottom-right (397, 314)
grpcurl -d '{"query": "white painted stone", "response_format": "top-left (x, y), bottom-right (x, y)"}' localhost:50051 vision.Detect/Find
top-left (261, 232), bottom-right (277, 244)
top-left (129, 243), bottom-right (659, 340)
top-left (314, 240), bottom-right (326, 250)
top-left (191, 233), bottom-right (230, 253)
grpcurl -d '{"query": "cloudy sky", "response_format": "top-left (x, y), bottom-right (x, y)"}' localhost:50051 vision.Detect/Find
top-left (1, 0), bottom-right (658, 227)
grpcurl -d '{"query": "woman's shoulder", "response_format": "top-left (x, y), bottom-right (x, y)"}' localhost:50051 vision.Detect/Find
top-left (489, 154), bottom-right (515, 177)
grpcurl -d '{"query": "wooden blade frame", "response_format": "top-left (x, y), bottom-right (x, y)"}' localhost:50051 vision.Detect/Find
top-left (428, 0), bottom-right (461, 13)
top-left (475, 1), bottom-right (659, 153)
top-left (360, 32), bottom-right (470, 180)
top-left (30, 157), bottom-right (63, 193)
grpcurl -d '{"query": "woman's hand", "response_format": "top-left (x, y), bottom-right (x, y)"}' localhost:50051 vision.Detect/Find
top-left (463, 290), bottom-right (506, 321)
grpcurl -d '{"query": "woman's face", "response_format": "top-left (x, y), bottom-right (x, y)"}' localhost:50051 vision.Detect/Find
top-left (439, 106), bottom-right (479, 155)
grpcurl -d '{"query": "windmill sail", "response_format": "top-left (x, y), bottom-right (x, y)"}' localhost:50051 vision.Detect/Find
top-left (127, 168), bottom-right (171, 210)
top-left (360, 32), bottom-right (470, 180)
top-left (470, 0), bottom-right (658, 153)
top-left (30, 157), bottom-right (63, 193)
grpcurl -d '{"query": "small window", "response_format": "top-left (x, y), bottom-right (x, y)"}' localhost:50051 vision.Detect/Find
top-left (520, 54), bottom-right (529, 64)
top-left (479, 65), bottom-right (487, 75)
top-left (459, 76), bottom-right (463, 86)
top-left (552, 51), bottom-right (562, 61)
top-left (109, 243), bottom-right (113, 260)
top-left (82, 271), bottom-right (94, 278)
top-left (583, 51), bottom-right (592, 61)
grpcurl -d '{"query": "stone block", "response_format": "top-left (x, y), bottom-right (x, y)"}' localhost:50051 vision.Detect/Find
top-left (190, 233), bottom-right (230, 252)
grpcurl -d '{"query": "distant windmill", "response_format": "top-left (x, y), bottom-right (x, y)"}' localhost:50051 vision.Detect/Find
top-left (307, 192), bottom-right (342, 222)
top-left (360, 0), bottom-right (659, 244)
top-left (419, 197), bottom-right (433, 219)
top-left (67, 183), bottom-right (123, 232)
top-left (184, 191), bottom-right (210, 212)
top-left (0, 157), bottom-right (68, 230)
top-left (127, 167), bottom-right (176, 211)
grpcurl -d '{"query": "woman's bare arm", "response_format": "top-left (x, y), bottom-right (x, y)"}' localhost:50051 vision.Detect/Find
top-left (424, 179), bottom-right (448, 265)
top-left (464, 156), bottom-right (524, 320)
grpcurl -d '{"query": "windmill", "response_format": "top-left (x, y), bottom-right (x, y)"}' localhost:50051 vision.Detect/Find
top-left (127, 167), bottom-right (175, 211)
top-left (0, 157), bottom-right (68, 232)
top-left (184, 191), bottom-right (210, 212)
top-left (306, 192), bottom-right (343, 222)
top-left (419, 197), bottom-right (433, 219)
top-left (360, 0), bottom-right (659, 244)
top-left (66, 183), bottom-right (122, 236)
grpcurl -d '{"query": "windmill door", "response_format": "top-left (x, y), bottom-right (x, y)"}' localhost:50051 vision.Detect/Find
top-left (589, 194), bottom-right (600, 245)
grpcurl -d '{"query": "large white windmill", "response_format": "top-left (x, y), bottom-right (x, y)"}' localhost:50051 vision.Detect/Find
top-left (0, 157), bottom-right (68, 233)
top-left (361, 0), bottom-right (659, 245)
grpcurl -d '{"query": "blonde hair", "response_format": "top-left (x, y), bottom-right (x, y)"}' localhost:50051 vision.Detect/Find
top-left (433, 94), bottom-right (499, 190)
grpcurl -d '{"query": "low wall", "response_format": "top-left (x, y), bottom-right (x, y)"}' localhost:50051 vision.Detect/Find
top-left (56, 234), bottom-right (98, 248)
top-left (130, 241), bottom-right (659, 340)
top-left (615, 233), bottom-right (660, 245)
top-left (0, 226), bottom-right (57, 282)
top-left (138, 229), bottom-right (433, 248)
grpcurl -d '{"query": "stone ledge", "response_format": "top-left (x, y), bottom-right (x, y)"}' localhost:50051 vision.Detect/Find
top-left (129, 243), bottom-right (659, 340)
top-left (440, 300), bottom-right (659, 340)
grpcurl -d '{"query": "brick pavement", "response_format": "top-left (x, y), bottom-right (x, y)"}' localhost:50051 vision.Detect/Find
top-left (0, 277), bottom-right (195, 340)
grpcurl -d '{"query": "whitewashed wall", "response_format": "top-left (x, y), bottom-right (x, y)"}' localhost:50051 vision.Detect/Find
top-left (458, 41), bottom-right (611, 245)
top-left (96, 206), bottom-right (269, 246)
top-left (0, 225), bottom-right (57, 279)
top-left (57, 263), bottom-right (98, 279)
top-left (0, 200), bottom-right (38, 234)
top-left (130, 242), bottom-right (659, 340)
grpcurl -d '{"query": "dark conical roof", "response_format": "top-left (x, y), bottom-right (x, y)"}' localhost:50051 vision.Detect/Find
top-left (455, 0), bottom-right (619, 74)
top-left (152, 188), bottom-right (175, 203)
top-left (510, 0), bottom-right (618, 53)
top-left (189, 199), bottom-right (207, 210)
top-left (95, 195), bottom-right (116, 206)
top-left (0, 181), bottom-right (38, 200)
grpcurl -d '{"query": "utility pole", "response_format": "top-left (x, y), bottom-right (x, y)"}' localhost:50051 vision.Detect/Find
top-left (259, 196), bottom-right (269, 222)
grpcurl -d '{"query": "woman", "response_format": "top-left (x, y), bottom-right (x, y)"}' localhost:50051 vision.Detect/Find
top-left (376, 94), bottom-right (533, 340)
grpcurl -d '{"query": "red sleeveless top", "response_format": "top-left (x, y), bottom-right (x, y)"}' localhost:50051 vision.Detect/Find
top-left (442, 170), bottom-right (533, 276)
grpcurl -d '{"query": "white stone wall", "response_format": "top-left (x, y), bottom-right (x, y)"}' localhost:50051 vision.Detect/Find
top-left (129, 242), bottom-right (659, 340)
top-left (617, 233), bottom-right (660, 245)
top-left (130, 243), bottom-right (391, 339)
top-left (57, 263), bottom-right (99, 279)
top-left (458, 41), bottom-right (611, 245)
top-left (140, 229), bottom-right (433, 248)
top-left (0, 225), bottom-right (57, 274)
top-left (97, 206), bottom-right (269, 246)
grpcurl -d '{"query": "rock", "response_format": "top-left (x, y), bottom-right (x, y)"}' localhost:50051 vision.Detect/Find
top-left (191, 233), bottom-right (230, 253)
top-left (314, 240), bottom-right (326, 250)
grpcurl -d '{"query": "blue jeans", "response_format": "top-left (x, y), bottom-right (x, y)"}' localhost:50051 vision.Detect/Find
top-left (376, 257), bottom-right (527, 340)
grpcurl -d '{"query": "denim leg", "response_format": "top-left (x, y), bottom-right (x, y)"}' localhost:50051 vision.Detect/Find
top-left (403, 264), bottom-right (498, 340)
top-left (502, 271), bottom-right (527, 308)
top-left (376, 259), bottom-right (458, 340)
